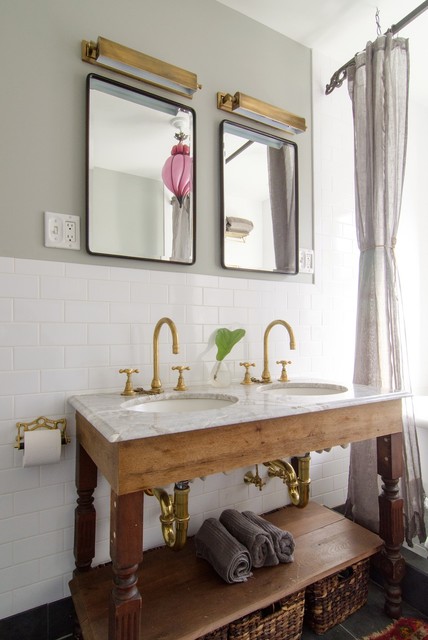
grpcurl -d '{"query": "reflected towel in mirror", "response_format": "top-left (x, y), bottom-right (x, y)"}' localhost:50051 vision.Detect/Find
top-left (225, 216), bottom-right (254, 238)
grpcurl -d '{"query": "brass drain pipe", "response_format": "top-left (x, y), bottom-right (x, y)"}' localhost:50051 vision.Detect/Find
top-left (145, 480), bottom-right (190, 550)
top-left (264, 454), bottom-right (311, 508)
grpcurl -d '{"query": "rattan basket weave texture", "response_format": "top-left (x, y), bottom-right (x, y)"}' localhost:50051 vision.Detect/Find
top-left (304, 559), bottom-right (370, 635)
top-left (228, 588), bottom-right (305, 640)
top-left (196, 626), bottom-right (228, 640)
top-left (197, 588), bottom-right (305, 640)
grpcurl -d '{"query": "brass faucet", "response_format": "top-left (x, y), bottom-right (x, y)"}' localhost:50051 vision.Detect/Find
top-left (151, 317), bottom-right (179, 393)
top-left (262, 319), bottom-right (296, 383)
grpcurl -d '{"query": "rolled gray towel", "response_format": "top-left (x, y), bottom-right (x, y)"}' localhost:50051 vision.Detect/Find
top-left (195, 518), bottom-right (252, 583)
top-left (242, 511), bottom-right (295, 563)
top-left (220, 509), bottom-right (278, 568)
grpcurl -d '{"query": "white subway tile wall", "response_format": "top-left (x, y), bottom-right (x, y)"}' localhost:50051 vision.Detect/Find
top-left (0, 53), bottom-right (359, 619)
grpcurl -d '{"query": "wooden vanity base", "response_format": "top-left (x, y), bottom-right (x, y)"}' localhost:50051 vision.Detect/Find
top-left (109, 491), bottom-right (143, 640)
top-left (70, 502), bottom-right (383, 640)
top-left (376, 433), bottom-right (406, 618)
top-left (71, 399), bottom-right (405, 639)
top-left (74, 445), bottom-right (98, 573)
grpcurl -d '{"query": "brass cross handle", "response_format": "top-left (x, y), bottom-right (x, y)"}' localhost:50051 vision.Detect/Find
top-left (172, 365), bottom-right (190, 391)
top-left (244, 464), bottom-right (266, 491)
top-left (276, 360), bottom-right (292, 382)
top-left (119, 368), bottom-right (140, 396)
top-left (240, 361), bottom-right (255, 385)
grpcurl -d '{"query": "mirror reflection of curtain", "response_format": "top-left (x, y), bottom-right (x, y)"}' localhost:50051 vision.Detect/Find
top-left (171, 195), bottom-right (192, 262)
top-left (267, 145), bottom-right (296, 272)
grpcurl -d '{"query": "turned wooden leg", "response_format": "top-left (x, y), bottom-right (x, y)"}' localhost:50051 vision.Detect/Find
top-left (377, 433), bottom-right (406, 618)
top-left (74, 444), bottom-right (98, 573)
top-left (109, 490), bottom-right (144, 640)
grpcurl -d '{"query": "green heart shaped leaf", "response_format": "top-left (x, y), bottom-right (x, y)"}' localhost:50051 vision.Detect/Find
top-left (215, 328), bottom-right (246, 361)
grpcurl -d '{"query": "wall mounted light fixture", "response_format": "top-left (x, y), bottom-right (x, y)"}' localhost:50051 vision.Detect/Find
top-left (82, 37), bottom-right (200, 98)
top-left (217, 92), bottom-right (306, 134)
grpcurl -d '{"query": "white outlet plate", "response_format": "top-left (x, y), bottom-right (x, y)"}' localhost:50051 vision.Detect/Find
top-left (299, 248), bottom-right (314, 274)
top-left (44, 212), bottom-right (80, 250)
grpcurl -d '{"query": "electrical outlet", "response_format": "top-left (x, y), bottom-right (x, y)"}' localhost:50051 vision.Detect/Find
top-left (44, 212), bottom-right (80, 250)
top-left (299, 248), bottom-right (314, 274)
top-left (65, 221), bottom-right (77, 243)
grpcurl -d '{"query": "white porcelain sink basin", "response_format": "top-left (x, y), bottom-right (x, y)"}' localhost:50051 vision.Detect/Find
top-left (262, 382), bottom-right (348, 396)
top-left (125, 393), bottom-right (239, 413)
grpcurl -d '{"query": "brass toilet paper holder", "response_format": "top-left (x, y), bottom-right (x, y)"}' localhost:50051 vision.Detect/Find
top-left (15, 416), bottom-right (70, 450)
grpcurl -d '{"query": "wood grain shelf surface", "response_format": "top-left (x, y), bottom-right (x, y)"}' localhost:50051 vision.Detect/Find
top-left (70, 502), bottom-right (383, 640)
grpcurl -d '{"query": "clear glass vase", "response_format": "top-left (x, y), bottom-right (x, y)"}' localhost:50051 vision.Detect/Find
top-left (209, 360), bottom-right (232, 388)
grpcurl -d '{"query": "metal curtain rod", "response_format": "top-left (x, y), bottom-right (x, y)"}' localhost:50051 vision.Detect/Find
top-left (325, 0), bottom-right (428, 95)
top-left (225, 140), bottom-right (254, 164)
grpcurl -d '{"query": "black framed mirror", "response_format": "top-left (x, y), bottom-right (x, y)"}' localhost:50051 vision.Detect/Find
top-left (220, 120), bottom-right (298, 274)
top-left (86, 74), bottom-right (196, 264)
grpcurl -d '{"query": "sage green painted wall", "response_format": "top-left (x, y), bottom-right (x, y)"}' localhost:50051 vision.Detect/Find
top-left (0, 0), bottom-right (312, 279)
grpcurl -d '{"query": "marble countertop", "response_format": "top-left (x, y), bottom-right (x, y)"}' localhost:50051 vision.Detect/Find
top-left (68, 379), bottom-right (408, 443)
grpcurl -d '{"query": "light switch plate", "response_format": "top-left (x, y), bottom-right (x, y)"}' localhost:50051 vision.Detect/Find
top-left (299, 248), bottom-right (314, 274)
top-left (44, 212), bottom-right (80, 250)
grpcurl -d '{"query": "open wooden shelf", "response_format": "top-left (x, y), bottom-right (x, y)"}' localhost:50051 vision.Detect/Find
top-left (69, 502), bottom-right (383, 640)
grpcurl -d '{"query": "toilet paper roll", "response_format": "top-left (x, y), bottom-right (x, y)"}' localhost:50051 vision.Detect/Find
top-left (23, 429), bottom-right (62, 467)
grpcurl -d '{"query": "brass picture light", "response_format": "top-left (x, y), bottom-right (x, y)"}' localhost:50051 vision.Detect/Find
top-left (82, 37), bottom-right (201, 98)
top-left (217, 91), bottom-right (306, 134)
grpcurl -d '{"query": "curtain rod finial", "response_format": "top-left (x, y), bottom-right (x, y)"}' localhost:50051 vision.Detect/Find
top-left (325, 65), bottom-right (350, 95)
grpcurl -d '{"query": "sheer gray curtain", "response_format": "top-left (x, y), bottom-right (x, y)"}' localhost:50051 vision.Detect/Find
top-left (267, 146), bottom-right (296, 272)
top-left (345, 33), bottom-right (426, 544)
top-left (171, 195), bottom-right (192, 262)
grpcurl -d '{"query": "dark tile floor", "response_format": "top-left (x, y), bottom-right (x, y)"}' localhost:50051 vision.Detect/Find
top-left (0, 597), bottom-right (76, 640)
top-left (301, 580), bottom-right (428, 639)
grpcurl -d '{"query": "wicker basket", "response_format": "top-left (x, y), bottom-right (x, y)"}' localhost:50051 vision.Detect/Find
top-left (227, 588), bottom-right (305, 640)
top-left (304, 559), bottom-right (370, 634)
top-left (197, 626), bottom-right (228, 640)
